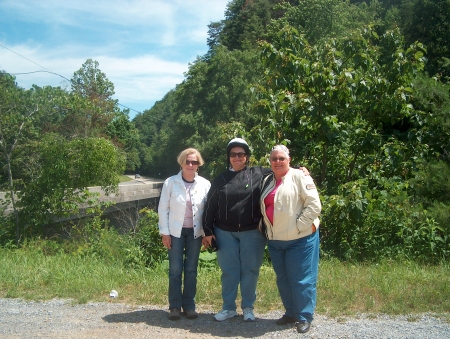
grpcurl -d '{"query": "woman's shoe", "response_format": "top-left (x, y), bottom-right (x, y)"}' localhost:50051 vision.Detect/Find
top-left (275, 314), bottom-right (296, 325)
top-left (185, 310), bottom-right (198, 319)
top-left (168, 308), bottom-right (181, 320)
top-left (296, 320), bottom-right (311, 333)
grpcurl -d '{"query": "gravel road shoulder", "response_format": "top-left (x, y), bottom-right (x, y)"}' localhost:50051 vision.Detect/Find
top-left (1, 298), bottom-right (449, 339)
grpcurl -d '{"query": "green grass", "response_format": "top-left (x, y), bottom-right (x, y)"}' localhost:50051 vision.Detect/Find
top-left (119, 175), bottom-right (133, 182)
top-left (1, 247), bottom-right (449, 318)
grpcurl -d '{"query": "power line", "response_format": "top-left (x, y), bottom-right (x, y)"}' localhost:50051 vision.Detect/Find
top-left (115, 102), bottom-right (143, 114)
top-left (11, 70), bottom-right (71, 82)
top-left (0, 43), bottom-right (53, 72)
top-left (1, 44), bottom-right (144, 116)
top-left (10, 70), bottom-right (142, 114)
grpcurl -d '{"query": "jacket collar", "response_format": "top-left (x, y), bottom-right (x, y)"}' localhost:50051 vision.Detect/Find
top-left (175, 170), bottom-right (197, 183)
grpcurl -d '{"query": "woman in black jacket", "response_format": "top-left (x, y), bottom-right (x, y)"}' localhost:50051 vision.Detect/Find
top-left (203, 138), bottom-right (269, 322)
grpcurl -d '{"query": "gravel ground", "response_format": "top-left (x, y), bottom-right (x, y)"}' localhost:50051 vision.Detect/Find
top-left (1, 298), bottom-right (449, 339)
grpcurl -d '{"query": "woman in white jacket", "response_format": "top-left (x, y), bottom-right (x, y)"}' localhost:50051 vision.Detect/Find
top-left (259, 145), bottom-right (322, 334)
top-left (158, 148), bottom-right (211, 321)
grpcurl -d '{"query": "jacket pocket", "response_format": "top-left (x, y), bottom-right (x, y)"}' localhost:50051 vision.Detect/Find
top-left (296, 217), bottom-right (311, 234)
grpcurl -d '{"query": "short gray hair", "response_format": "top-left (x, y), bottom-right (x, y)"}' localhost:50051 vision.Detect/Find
top-left (271, 145), bottom-right (290, 157)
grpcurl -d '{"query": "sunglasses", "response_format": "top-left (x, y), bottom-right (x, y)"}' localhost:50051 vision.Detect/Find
top-left (270, 157), bottom-right (286, 162)
top-left (186, 160), bottom-right (199, 165)
top-left (230, 152), bottom-right (247, 158)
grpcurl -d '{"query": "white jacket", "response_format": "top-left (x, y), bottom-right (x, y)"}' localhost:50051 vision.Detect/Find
top-left (158, 171), bottom-right (211, 239)
top-left (260, 168), bottom-right (321, 241)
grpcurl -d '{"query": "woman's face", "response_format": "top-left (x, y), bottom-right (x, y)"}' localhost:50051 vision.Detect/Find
top-left (229, 146), bottom-right (247, 171)
top-left (181, 153), bottom-right (199, 177)
top-left (270, 149), bottom-right (290, 177)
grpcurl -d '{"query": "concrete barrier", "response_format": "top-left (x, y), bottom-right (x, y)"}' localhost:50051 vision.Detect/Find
top-left (0, 182), bottom-right (164, 216)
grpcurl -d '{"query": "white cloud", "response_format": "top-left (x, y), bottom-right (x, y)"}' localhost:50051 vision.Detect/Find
top-left (2, 43), bottom-right (187, 104)
top-left (0, 0), bottom-right (230, 116)
top-left (1, 0), bottom-right (228, 42)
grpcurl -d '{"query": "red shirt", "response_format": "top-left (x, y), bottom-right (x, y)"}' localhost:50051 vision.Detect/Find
top-left (264, 179), bottom-right (282, 225)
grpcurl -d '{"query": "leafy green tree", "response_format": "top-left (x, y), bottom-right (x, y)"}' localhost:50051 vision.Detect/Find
top-left (402, 0), bottom-right (450, 81)
top-left (269, 0), bottom-right (385, 46)
top-left (207, 21), bottom-right (225, 50)
top-left (107, 110), bottom-right (141, 172)
top-left (254, 26), bottom-right (431, 260)
top-left (137, 46), bottom-right (263, 179)
top-left (210, 0), bottom-right (274, 51)
top-left (18, 134), bottom-right (125, 238)
top-left (69, 59), bottom-right (119, 137)
top-left (411, 75), bottom-right (450, 161)
top-left (256, 26), bottom-right (425, 185)
top-left (407, 75), bottom-right (450, 251)
top-left (0, 72), bottom-right (42, 242)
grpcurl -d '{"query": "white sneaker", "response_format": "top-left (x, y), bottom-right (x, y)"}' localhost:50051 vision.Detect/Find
top-left (214, 309), bottom-right (237, 321)
top-left (243, 307), bottom-right (255, 321)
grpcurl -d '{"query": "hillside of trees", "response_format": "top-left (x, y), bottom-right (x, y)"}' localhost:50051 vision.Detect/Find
top-left (1, 0), bottom-right (449, 262)
top-left (132, 0), bottom-right (449, 262)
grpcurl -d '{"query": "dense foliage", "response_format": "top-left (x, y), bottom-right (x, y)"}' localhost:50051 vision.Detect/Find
top-left (0, 62), bottom-right (127, 244)
top-left (131, 0), bottom-right (450, 263)
top-left (1, 0), bottom-right (449, 263)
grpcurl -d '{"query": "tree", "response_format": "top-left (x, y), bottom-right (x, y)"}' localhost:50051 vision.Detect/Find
top-left (18, 134), bottom-right (125, 238)
top-left (207, 21), bottom-right (225, 50)
top-left (402, 0), bottom-right (450, 80)
top-left (213, 0), bottom-right (273, 51)
top-left (69, 59), bottom-right (119, 138)
top-left (253, 26), bottom-right (430, 259)
top-left (411, 75), bottom-right (450, 161)
top-left (0, 72), bottom-right (41, 243)
top-left (107, 110), bottom-right (141, 172)
top-left (255, 26), bottom-right (425, 186)
top-left (268, 0), bottom-right (385, 46)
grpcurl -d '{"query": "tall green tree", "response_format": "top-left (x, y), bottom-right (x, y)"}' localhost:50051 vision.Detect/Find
top-left (255, 26), bottom-right (425, 185)
top-left (138, 46), bottom-right (263, 179)
top-left (69, 59), bottom-right (118, 138)
top-left (209, 0), bottom-right (275, 51)
top-left (107, 110), bottom-right (141, 172)
top-left (0, 73), bottom-right (42, 243)
top-left (408, 75), bottom-right (450, 234)
top-left (402, 0), bottom-right (450, 81)
top-left (253, 26), bottom-right (432, 260)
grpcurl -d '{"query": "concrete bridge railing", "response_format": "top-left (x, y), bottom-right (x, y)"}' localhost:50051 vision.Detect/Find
top-left (1, 181), bottom-right (164, 217)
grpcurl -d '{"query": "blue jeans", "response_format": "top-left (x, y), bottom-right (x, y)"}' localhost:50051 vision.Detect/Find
top-left (168, 227), bottom-right (202, 311)
top-left (268, 230), bottom-right (319, 322)
top-left (215, 227), bottom-right (267, 311)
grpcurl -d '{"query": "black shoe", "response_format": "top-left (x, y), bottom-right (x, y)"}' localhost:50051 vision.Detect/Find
top-left (296, 320), bottom-right (311, 333)
top-left (275, 315), bottom-right (296, 325)
top-left (184, 310), bottom-right (199, 319)
top-left (168, 308), bottom-right (181, 320)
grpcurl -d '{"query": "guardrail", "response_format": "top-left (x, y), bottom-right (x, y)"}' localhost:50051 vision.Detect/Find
top-left (1, 181), bottom-right (164, 215)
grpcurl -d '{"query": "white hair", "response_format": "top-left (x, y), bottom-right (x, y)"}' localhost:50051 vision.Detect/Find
top-left (271, 145), bottom-right (290, 157)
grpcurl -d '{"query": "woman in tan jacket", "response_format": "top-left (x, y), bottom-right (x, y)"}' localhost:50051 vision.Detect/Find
top-left (259, 145), bottom-right (322, 334)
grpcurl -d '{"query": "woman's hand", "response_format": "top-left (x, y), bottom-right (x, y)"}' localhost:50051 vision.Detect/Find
top-left (161, 234), bottom-right (171, 249)
top-left (201, 235), bottom-right (214, 251)
top-left (300, 166), bottom-right (310, 176)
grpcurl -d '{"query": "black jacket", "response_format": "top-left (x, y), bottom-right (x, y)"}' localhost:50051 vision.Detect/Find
top-left (203, 166), bottom-right (271, 235)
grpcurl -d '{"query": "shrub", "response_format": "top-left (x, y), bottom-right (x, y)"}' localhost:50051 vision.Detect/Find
top-left (129, 207), bottom-right (167, 267)
top-left (321, 176), bottom-right (449, 263)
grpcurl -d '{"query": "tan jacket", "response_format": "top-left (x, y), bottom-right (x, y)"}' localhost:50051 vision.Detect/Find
top-left (259, 168), bottom-right (321, 241)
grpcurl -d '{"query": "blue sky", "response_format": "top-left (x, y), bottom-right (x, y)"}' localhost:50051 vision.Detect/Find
top-left (0, 0), bottom-right (230, 119)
